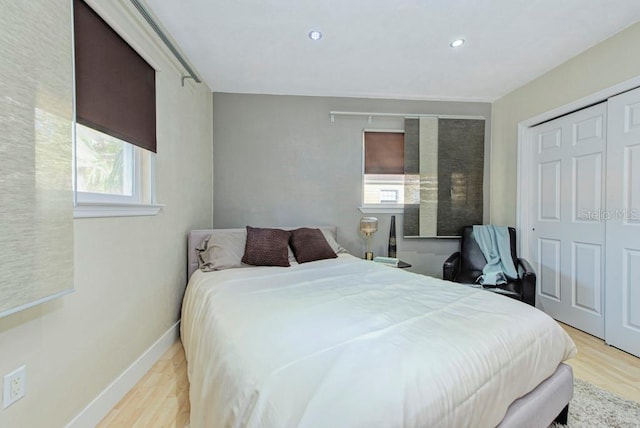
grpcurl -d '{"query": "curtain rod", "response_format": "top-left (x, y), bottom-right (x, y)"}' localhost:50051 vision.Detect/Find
top-left (129, 0), bottom-right (201, 86)
top-left (328, 111), bottom-right (485, 123)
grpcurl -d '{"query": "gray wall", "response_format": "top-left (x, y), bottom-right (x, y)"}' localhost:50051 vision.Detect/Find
top-left (213, 93), bottom-right (491, 277)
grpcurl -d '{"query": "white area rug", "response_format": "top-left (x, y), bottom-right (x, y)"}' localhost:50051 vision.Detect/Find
top-left (552, 378), bottom-right (640, 428)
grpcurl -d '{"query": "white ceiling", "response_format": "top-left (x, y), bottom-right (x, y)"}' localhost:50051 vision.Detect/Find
top-left (144, 0), bottom-right (640, 102)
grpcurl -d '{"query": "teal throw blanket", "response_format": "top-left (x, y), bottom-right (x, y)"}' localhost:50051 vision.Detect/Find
top-left (472, 225), bottom-right (518, 285)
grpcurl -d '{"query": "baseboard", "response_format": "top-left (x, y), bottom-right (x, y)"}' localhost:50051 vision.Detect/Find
top-left (65, 321), bottom-right (181, 428)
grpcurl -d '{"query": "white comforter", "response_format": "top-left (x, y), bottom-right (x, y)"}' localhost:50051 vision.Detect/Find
top-left (181, 254), bottom-right (576, 428)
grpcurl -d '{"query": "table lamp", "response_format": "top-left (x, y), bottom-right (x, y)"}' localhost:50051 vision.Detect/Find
top-left (360, 217), bottom-right (378, 260)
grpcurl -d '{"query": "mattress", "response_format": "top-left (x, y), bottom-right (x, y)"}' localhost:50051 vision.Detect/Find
top-left (181, 254), bottom-right (576, 428)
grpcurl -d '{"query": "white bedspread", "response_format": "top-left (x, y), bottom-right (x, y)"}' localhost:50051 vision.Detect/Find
top-left (181, 254), bottom-right (576, 428)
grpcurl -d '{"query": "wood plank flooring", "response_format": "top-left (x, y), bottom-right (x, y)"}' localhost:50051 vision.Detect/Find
top-left (97, 322), bottom-right (639, 427)
top-left (96, 340), bottom-right (189, 427)
top-left (561, 323), bottom-right (640, 403)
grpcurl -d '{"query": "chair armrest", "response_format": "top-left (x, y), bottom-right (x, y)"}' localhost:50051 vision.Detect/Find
top-left (443, 252), bottom-right (461, 281)
top-left (517, 257), bottom-right (536, 307)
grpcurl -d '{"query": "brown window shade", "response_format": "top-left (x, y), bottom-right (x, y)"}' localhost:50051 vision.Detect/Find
top-left (74, 0), bottom-right (156, 153)
top-left (364, 132), bottom-right (404, 174)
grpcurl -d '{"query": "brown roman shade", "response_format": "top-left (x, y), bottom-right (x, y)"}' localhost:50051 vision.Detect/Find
top-left (74, 0), bottom-right (157, 153)
top-left (364, 132), bottom-right (404, 174)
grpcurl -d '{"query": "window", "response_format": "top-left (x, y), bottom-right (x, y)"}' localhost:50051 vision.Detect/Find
top-left (73, 0), bottom-right (159, 217)
top-left (75, 124), bottom-right (155, 206)
top-left (362, 131), bottom-right (405, 209)
top-left (76, 124), bottom-right (134, 198)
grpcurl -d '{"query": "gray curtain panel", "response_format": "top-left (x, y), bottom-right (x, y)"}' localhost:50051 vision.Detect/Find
top-left (404, 117), bottom-right (484, 237)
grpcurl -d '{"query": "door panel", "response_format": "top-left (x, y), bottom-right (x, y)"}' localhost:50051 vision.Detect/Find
top-left (572, 242), bottom-right (601, 313)
top-left (624, 102), bottom-right (640, 131)
top-left (539, 161), bottom-right (561, 220)
top-left (623, 249), bottom-right (640, 329)
top-left (574, 153), bottom-right (602, 220)
top-left (605, 88), bottom-right (640, 357)
top-left (530, 102), bottom-right (606, 338)
top-left (539, 238), bottom-right (561, 300)
top-left (539, 128), bottom-right (562, 152)
top-left (574, 114), bottom-right (603, 145)
top-left (624, 145), bottom-right (640, 217)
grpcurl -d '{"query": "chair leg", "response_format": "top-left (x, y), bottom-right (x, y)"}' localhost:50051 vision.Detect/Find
top-left (553, 404), bottom-right (569, 425)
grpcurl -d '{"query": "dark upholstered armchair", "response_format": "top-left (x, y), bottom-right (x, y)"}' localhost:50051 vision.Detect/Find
top-left (443, 226), bottom-right (536, 306)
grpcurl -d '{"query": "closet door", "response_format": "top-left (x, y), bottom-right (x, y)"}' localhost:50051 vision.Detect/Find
top-left (605, 88), bottom-right (640, 358)
top-left (530, 103), bottom-right (606, 338)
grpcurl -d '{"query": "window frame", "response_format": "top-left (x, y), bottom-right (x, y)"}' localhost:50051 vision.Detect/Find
top-left (73, 127), bottom-right (162, 218)
top-left (360, 129), bottom-right (405, 214)
top-left (72, 0), bottom-right (162, 218)
top-left (74, 126), bottom-right (140, 205)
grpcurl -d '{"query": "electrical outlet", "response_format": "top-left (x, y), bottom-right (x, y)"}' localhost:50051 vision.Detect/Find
top-left (3, 365), bottom-right (26, 408)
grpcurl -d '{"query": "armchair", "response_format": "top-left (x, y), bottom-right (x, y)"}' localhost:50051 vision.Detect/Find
top-left (443, 226), bottom-right (536, 306)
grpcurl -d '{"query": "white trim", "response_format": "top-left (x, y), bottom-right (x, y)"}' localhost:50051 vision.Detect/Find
top-left (76, 192), bottom-right (140, 205)
top-left (516, 75), bottom-right (640, 261)
top-left (74, 125), bottom-right (153, 207)
top-left (359, 205), bottom-right (404, 214)
top-left (74, 202), bottom-right (164, 218)
top-left (516, 123), bottom-right (532, 259)
top-left (229, 88), bottom-right (494, 103)
top-left (149, 154), bottom-right (157, 204)
top-left (65, 321), bottom-right (180, 428)
top-left (71, 0), bottom-right (78, 209)
top-left (517, 76), bottom-right (640, 130)
top-left (363, 128), bottom-right (405, 133)
top-left (332, 110), bottom-right (486, 122)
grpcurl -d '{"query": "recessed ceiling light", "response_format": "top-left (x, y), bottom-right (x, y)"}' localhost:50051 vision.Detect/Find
top-left (450, 39), bottom-right (465, 48)
top-left (308, 30), bottom-right (323, 41)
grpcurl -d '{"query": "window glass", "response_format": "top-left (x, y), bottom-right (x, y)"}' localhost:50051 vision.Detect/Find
top-left (76, 124), bottom-right (134, 196)
top-left (363, 174), bottom-right (405, 204)
top-left (363, 131), bottom-right (405, 206)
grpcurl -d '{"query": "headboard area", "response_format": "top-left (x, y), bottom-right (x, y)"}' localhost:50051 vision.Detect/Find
top-left (187, 226), bottom-right (339, 280)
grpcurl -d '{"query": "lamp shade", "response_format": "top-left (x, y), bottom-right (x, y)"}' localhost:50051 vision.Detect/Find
top-left (360, 217), bottom-right (378, 234)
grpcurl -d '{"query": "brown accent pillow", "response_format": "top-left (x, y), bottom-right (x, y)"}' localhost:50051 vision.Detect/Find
top-left (241, 226), bottom-right (291, 267)
top-left (290, 228), bottom-right (338, 264)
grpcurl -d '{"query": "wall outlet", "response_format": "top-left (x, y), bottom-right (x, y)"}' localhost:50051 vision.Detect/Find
top-left (3, 365), bottom-right (26, 408)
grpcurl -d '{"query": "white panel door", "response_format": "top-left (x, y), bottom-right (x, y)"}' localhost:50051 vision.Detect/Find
top-left (605, 88), bottom-right (640, 357)
top-left (530, 103), bottom-right (606, 338)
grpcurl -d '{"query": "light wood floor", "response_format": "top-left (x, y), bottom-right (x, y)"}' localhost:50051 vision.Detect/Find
top-left (560, 323), bottom-right (640, 402)
top-left (97, 341), bottom-right (189, 427)
top-left (97, 323), bottom-right (640, 427)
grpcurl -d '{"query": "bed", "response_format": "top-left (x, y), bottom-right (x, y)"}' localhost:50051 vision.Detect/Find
top-left (182, 227), bottom-right (577, 428)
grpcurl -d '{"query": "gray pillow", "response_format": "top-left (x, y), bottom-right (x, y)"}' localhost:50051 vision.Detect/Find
top-left (196, 229), bottom-right (248, 271)
top-left (319, 229), bottom-right (349, 254)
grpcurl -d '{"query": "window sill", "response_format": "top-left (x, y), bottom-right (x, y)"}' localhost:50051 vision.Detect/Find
top-left (74, 202), bottom-right (164, 219)
top-left (358, 205), bottom-right (404, 214)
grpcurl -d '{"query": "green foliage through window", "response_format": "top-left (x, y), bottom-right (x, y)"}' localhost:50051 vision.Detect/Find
top-left (75, 124), bottom-right (133, 196)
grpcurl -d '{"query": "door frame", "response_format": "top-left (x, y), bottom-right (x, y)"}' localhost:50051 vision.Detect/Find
top-left (516, 76), bottom-right (640, 266)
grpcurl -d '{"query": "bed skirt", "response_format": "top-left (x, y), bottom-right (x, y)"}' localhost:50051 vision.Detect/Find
top-left (498, 363), bottom-right (573, 427)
